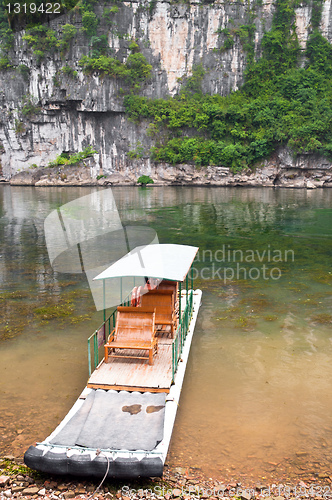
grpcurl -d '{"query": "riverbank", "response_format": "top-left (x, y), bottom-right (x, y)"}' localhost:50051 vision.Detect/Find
top-left (1, 456), bottom-right (332, 500)
top-left (4, 148), bottom-right (332, 188)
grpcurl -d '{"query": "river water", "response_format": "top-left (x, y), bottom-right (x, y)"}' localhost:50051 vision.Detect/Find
top-left (0, 185), bottom-right (331, 483)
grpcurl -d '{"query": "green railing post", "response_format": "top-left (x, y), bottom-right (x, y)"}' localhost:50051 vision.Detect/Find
top-left (186, 273), bottom-right (188, 310)
top-left (172, 286), bottom-right (196, 379)
top-left (88, 338), bottom-right (91, 376)
top-left (94, 332), bottom-right (98, 369)
top-left (90, 287), bottom-right (191, 378)
top-left (184, 311), bottom-right (187, 343)
top-left (172, 341), bottom-right (175, 380)
top-left (176, 331), bottom-right (179, 367)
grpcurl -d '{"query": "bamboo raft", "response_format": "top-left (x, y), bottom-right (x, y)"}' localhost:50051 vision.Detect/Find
top-left (24, 244), bottom-right (202, 479)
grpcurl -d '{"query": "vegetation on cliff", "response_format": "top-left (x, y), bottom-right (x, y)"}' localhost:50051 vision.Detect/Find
top-left (0, 0), bottom-right (152, 87)
top-left (0, 0), bottom-right (332, 171)
top-left (47, 146), bottom-right (97, 167)
top-left (124, 0), bottom-right (332, 171)
top-left (79, 53), bottom-right (152, 84)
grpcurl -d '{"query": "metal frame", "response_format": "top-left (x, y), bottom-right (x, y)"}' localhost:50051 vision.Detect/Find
top-left (88, 263), bottom-right (196, 378)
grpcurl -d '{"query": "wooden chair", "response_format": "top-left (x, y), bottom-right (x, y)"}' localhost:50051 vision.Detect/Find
top-left (140, 289), bottom-right (177, 338)
top-left (157, 280), bottom-right (179, 313)
top-left (104, 306), bottom-right (157, 365)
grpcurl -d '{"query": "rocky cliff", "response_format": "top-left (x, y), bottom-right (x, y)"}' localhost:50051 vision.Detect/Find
top-left (1, 0), bottom-right (332, 186)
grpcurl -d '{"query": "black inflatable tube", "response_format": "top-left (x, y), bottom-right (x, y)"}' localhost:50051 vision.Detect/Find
top-left (24, 446), bottom-right (164, 479)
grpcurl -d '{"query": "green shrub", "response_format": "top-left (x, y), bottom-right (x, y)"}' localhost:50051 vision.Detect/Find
top-left (82, 11), bottom-right (98, 37)
top-left (17, 64), bottom-right (30, 80)
top-left (80, 0), bottom-right (98, 11)
top-left (148, 0), bottom-right (157, 17)
top-left (305, 30), bottom-right (332, 77)
top-left (15, 119), bottom-right (25, 135)
top-left (129, 40), bottom-right (139, 52)
top-left (53, 73), bottom-right (61, 87)
top-left (0, 56), bottom-right (13, 70)
top-left (59, 24), bottom-right (77, 53)
top-left (311, 0), bottom-right (323, 28)
top-left (33, 50), bottom-right (45, 64)
top-left (137, 175), bottom-right (154, 186)
top-left (78, 51), bottom-right (152, 86)
top-left (125, 53), bottom-right (152, 83)
top-left (61, 65), bottom-right (78, 78)
top-left (0, 28), bottom-right (14, 50)
top-left (181, 63), bottom-right (205, 95)
top-left (90, 35), bottom-right (108, 57)
top-left (128, 142), bottom-right (144, 159)
top-left (23, 26), bottom-right (59, 51)
top-left (102, 5), bottom-right (119, 22)
top-left (216, 28), bottom-right (234, 51)
top-left (21, 95), bottom-right (41, 117)
top-left (79, 54), bottom-right (128, 77)
top-left (61, 24), bottom-right (77, 42)
top-left (23, 25), bottom-right (59, 63)
top-left (48, 146), bottom-right (98, 167)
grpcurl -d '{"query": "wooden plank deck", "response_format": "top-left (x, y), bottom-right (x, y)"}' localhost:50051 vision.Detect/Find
top-left (87, 339), bottom-right (173, 393)
top-left (87, 292), bottom-right (192, 393)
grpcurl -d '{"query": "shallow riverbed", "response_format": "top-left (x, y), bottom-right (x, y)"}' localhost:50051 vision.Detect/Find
top-left (0, 185), bottom-right (331, 482)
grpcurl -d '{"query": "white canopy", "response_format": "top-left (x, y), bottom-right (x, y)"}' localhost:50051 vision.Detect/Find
top-left (93, 244), bottom-right (198, 282)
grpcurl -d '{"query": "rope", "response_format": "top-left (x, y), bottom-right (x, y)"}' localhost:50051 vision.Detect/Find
top-left (86, 450), bottom-right (110, 500)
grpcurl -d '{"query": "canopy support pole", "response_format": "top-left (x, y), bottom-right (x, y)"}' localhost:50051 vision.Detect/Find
top-left (103, 279), bottom-right (106, 343)
top-left (179, 281), bottom-right (182, 320)
top-left (103, 280), bottom-right (106, 323)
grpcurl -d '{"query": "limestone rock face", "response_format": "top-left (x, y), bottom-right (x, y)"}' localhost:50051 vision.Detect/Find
top-left (1, 0), bottom-right (332, 185)
top-left (9, 169), bottom-right (45, 185)
top-left (10, 160), bottom-right (99, 186)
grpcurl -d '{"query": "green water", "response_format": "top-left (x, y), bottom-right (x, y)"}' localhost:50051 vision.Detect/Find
top-left (0, 185), bottom-right (331, 482)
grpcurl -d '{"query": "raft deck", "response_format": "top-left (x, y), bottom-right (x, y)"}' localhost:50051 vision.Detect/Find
top-left (87, 338), bottom-right (173, 393)
top-left (87, 292), bottom-right (192, 393)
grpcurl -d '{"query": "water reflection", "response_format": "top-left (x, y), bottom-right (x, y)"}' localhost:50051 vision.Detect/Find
top-left (0, 185), bottom-right (331, 482)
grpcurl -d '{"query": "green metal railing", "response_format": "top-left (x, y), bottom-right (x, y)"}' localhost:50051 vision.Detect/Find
top-left (171, 289), bottom-right (194, 381)
top-left (88, 271), bottom-right (195, 380)
top-left (88, 295), bottom-right (131, 376)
